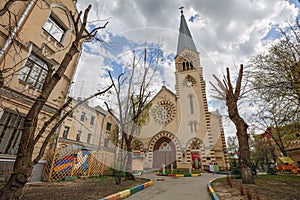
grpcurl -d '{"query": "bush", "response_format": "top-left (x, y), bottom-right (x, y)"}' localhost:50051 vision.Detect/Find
top-left (267, 167), bottom-right (276, 175)
top-left (231, 159), bottom-right (241, 179)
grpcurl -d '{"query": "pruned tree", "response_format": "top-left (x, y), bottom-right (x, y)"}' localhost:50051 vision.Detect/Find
top-left (0, 4), bottom-right (108, 199)
top-left (105, 47), bottom-right (162, 184)
top-left (210, 64), bottom-right (255, 184)
top-left (250, 17), bottom-right (300, 156)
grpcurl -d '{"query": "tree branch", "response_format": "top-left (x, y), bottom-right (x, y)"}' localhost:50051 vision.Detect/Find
top-left (32, 84), bottom-right (113, 164)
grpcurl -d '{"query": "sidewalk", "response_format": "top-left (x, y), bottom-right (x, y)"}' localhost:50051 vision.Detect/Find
top-left (127, 171), bottom-right (223, 200)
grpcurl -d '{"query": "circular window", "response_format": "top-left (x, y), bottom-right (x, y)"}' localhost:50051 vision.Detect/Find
top-left (152, 101), bottom-right (176, 124)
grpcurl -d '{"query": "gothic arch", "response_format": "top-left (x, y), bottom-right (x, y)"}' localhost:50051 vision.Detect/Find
top-left (148, 131), bottom-right (181, 152)
top-left (185, 137), bottom-right (205, 164)
top-left (131, 139), bottom-right (143, 151)
top-left (186, 137), bottom-right (204, 150)
top-left (148, 132), bottom-right (182, 168)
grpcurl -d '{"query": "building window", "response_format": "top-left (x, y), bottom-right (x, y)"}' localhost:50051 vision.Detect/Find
top-left (106, 122), bottom-right (112, 131)
top-left (90, 116), bottom-right (95, 125)
top-left (0, 110), bottom-right (24, 155)
top-left (190, 61), bottom-right (194, 69)
top-left (104, 138), bottom-right (110, 148)
top-left (80, 112), bottom-right (86, 122)
top-left (189, 121), bottom-right (198, 133)
top-left (19, 54), bottom-right (48, 90)
top-left (62, 126), bottom-right (70, 139)
top-left (189, 95), bottom-right (194, 114)
top-left (43, 15), bottom-right (66, 42)
top-left (194, 121), bottom-right (198, 132)
top-left (76, 130), bottom-right (81, 142)
top-left (189, 122), bottom-right (193, 133)
top-left (87, 133), bottom-right (92, 144)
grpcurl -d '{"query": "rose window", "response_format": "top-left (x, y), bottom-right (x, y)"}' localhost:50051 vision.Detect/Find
top-left (152, 101), bottom-right (176, 124)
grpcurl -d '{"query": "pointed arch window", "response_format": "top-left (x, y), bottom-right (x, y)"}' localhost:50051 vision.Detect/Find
top-left (189, 121), bottom-right (198, 133)
top-left (194, 121), bottom-right (198, 132)
top-left (182, 62), bottom-right (186, 71)
top-left (190, 61), bottom-right (194, 69)
top-left (189, 94), bottom-right (194, 114)
top-left (189, 122), bottom-right (193, 133)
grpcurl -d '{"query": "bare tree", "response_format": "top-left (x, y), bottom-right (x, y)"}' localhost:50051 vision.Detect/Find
top-left (210, 64), bottom-right (255, 184)
top-left (0, 5), bottom-right (108, 199)
top-left (105, 47), bottom-right (162, 184)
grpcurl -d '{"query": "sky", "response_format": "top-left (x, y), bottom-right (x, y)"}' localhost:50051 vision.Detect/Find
top-left (71, 0), bottom-right (300, 137)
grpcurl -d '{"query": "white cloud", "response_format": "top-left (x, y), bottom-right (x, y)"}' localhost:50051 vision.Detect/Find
top-left (73, 0), bottom-right (300, 136)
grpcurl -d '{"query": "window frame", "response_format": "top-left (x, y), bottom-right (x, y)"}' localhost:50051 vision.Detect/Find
top-left (76, 130), bottom-right (82, 142)
top-left (62, 126), bottom-right (70, 139)
top-left (87, 133), bottom-right (92, 144)
top-left (90, 116), bottom-right (95, 125)
top-left (0, 109), bottom-right (25, 155)
top-left (43, 14), bottom-right (67, 43)
top-left (19, 54), bottom-right (49, 90)
top-left (80, 112), bottom-right (86, 122)
top-left (104, 138), bottom-right (110, 148)
top-left (106, 122), bottom-right (112, 131)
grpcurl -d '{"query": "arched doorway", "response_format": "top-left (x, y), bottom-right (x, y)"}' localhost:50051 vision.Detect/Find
top-left (153, 137), bottom-right (176, 168)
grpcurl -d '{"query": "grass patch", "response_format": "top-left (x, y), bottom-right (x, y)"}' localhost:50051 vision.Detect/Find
top-left (88, 175), bottom-right (111, 183)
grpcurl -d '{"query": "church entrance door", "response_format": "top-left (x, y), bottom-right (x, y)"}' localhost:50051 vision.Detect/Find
top-left (153, 137), bottom-right (176, 169)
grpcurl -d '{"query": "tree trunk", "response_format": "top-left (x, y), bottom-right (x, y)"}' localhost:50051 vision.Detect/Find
top-left (125, 146), bottom-right (135, 181)
top-left (0, 151), bottom-right (33, 199)
top-left (227, 101), bottom-right (254, 184)
top-left (0, 37), bottom-right (80, 200)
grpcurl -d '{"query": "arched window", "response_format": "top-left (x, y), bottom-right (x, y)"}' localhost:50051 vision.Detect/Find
top-left (194, 121), bottom-right (198, 132)
top-left (190, 61), bottom-right (194, 69)
top-left (190, 122), bottom-right (193, 133)
top-left (186, 61), bottom-right (189, 70)
top-left (182, 62), bottom-right (185, 71)
top-left (189, 95), bottom-right (194, 114)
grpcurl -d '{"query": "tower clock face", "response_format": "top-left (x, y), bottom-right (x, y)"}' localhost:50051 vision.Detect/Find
top-left (184, 80), bottom-right (193, 87)
top-left (183, 75), bottom-right (196, 87)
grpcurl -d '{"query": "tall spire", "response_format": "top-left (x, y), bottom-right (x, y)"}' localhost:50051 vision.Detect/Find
top-left (177, 7), bottom-right (197, 54)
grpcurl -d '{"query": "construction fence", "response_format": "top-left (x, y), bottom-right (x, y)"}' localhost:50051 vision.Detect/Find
top-left (42, 145), bottom-right (111, 181)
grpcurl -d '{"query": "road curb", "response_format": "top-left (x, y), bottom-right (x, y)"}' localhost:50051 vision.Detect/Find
top-left (207, 178), bottom-right (220, 200)
top-left (99, 180), bottom-right (154, 200)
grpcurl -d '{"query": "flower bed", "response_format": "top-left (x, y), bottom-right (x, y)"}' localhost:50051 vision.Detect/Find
top-left (156, 169), bottom-right (202, 177)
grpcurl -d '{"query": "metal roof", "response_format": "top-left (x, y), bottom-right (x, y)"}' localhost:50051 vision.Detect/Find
top-left (177, 13), bottom-right (198, 54)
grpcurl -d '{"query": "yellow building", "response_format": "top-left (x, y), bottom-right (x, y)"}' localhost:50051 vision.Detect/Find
top-left (0, 0), bottom-right (82, 181)
top-left (57, 98), bottom-right (117, 169)
top-left (131, 10), bottom-right (228, 171)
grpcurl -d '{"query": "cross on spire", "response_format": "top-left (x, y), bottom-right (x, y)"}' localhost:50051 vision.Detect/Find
top-left (179, 6), bottom-right (184, 15)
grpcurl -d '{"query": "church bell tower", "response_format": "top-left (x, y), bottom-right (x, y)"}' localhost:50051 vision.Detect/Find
top-left (174, 8), bottom-right (214, 154)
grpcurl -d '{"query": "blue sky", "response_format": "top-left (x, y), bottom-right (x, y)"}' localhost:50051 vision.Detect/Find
top-left (72, 0), bottom-right (300, 136)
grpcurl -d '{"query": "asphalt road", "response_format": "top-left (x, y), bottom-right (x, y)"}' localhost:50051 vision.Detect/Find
top-left (128, 172), bottom-right (223, 200)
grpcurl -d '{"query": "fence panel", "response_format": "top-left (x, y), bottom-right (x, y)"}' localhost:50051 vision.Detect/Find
top-left (43, 145), bottom-right (107, 181)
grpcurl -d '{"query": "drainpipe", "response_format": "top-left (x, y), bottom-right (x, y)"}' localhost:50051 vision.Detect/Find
top-left (0, 0), bottom-right (38, 63)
